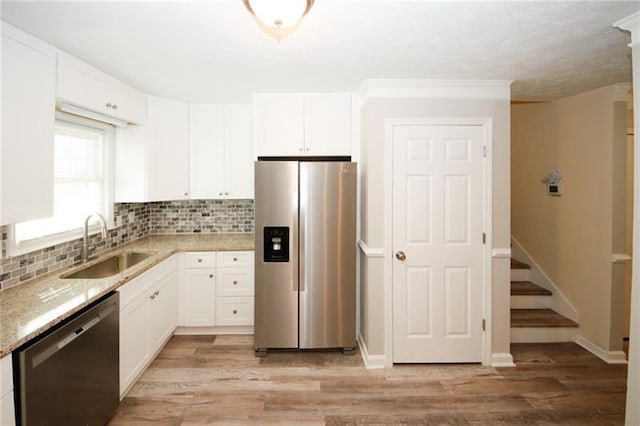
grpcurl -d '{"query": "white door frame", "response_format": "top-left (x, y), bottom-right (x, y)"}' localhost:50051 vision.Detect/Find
top-left (384, 117), bottom-right (494, 366)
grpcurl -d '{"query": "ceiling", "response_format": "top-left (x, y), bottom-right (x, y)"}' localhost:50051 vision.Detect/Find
top-left (1, 0), bottom-right (639, 103)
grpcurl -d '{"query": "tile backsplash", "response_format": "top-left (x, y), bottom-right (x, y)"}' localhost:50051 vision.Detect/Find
top-left (0, 203), bottom-right (148, 290)
top-left (0, 199), bottom-right (255, 291)
top-left (148, 199), bottom-right (254, 234)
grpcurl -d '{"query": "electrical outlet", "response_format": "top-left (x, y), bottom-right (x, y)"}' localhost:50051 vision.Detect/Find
top-left (115, 216), bottom-right (122, 227)
top-left (128, 212), bottom-right (135, 223)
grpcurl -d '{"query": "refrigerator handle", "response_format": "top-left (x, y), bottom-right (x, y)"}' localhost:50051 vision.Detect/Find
top-left (299, 171), bottom-right (306, 293)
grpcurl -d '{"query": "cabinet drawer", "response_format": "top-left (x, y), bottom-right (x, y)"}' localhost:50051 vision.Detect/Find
top-left (215, 296), bottom-right (254, 326)
top-left (216, 251), bottom-right (253, 268)
top-left (217, 268), bottom-right (254, 297)
top-left (185, 252), bottom-right (216, 268)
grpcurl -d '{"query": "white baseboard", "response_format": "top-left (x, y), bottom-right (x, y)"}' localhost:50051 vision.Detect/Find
top-left (357, 333), bottom-right (386, 369)
top-left (491, 352), bottom-right (516, 367)
top-left (174, 326), bottom-right (254, 335)
top-left (574, 335), bottom-right (629, 365)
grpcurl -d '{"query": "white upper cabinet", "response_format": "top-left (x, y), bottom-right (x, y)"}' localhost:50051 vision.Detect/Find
top-left (189, 104), bottom-right (254, 199)
top-left (1, 22), bottom-right (56, 226)
top-left (56, 52), bottom-right (146, 125)
top-left (115, 96), bottom-right (190, 202)
top-left (189, 104), bottom-right (225, 199)
top-left (253, 93), bottom-right (351, 157)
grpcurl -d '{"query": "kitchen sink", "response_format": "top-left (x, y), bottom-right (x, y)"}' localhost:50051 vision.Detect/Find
top-left (61, 251), bottom-right (156, 279)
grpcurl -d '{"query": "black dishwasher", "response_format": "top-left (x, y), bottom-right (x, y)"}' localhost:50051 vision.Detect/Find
top-left (13, 291), bottom-right (119, 426)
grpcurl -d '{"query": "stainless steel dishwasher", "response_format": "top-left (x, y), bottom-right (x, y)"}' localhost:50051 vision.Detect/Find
top-left (14, 291), bottom-right (119, 426)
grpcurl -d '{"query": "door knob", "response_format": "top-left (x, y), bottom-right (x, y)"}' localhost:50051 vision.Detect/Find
top-left (395, 251), bottom-right (406, 261)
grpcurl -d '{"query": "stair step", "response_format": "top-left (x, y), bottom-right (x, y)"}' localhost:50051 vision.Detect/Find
top-left (511, 308), bottom-right (578, 328)
top-left (511, 258), bottom-right (530, 269)
top-left (511, 281), bottom-right (552, 296)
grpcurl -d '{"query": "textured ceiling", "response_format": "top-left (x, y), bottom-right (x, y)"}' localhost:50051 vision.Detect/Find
top-left (1, 0), bottom-right (639, 102)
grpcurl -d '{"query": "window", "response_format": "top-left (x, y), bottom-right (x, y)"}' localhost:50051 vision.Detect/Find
top-left (9, 114), bottom-right (114, 255)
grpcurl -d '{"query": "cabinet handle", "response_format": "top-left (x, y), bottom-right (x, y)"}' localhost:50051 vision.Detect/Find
top-left (225, 192), bottom-right (229, 196)
top-left (233, 257), bottom-right (238, 261)
top-left (150, 294), bottom-right (155, 300)
top-left (306, 147), bottom-right (310, 152)
top-left (233, 280), bottom-right (238, 285)
top-left (112, 104), bottom-right (118, 110)
top-left (184, 192), bottom-right (188, 196)
top-left (209, 274), bottom-right (214, 278)
top-left (299, 147), bottom-right (304, 152)
top-left (154, 290), bottom-right (160, 296)
top-left (198, 259), bottom-right (202, 263)
top-left (233, 309), bottom-right (238, 314)
top-left (219, 192), bottom-right (223, 196)
top-left (105, 102), bottom-right (112, 108)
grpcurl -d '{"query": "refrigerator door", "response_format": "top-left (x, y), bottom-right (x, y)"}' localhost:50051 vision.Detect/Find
top-left (254, 161), bottom-right (299, 350)
top-left (299, 162), bottom-right (357, 349)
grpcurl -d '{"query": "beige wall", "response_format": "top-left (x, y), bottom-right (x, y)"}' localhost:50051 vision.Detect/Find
top-left (359, 97), bottom-right (511, 358)
top-left (511, 86), bottom-right (627, 351)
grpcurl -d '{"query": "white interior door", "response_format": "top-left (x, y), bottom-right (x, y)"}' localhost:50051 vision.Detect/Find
top-left (392, 124), bottom-right (485, 363)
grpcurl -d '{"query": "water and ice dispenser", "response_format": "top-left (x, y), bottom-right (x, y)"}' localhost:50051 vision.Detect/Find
top-left (263, 226), bottom-right (289, 262)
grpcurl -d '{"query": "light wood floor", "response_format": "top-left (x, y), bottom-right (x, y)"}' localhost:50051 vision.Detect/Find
top-left (108, 336), bottom-right (628, 425)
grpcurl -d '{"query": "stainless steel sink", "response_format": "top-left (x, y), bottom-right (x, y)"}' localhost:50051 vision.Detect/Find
top-left (61, 251), bottom-right (156, 279)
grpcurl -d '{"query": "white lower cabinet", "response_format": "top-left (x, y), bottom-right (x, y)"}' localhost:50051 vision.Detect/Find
top-left (180, 251), bottom-right (254, 329)
top-left (0, 354), bottom-right (15, 426)
top-left (118, 255), bottom-right (178, 397)
top-left (182, 252), bottom-right (217, 326)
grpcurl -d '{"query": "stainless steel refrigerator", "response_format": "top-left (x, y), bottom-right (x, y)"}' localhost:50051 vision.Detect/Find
top-left (254, 160), bottom-right (357, 355)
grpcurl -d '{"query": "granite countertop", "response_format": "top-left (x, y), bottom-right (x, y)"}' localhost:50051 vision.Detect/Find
top-left (0, 233), bottom-right (254, 357)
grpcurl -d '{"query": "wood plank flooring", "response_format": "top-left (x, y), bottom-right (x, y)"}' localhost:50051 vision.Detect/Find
top-left (108, 336), bottom-right (628, 425)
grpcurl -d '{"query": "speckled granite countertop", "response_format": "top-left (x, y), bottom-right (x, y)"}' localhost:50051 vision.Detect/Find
top-left (0, 233), bottom-right (254, 357)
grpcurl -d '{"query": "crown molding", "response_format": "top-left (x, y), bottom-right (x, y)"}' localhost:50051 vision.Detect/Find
top-left (614, 11), bottom-right (640, 47)
top-left (358, 79), bottom-right (512, 102)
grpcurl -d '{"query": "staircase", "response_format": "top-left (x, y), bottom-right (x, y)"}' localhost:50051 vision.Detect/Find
top-left (510, 258), bottom-right (578, 343)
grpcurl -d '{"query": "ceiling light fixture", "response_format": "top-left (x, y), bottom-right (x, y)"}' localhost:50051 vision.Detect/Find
top-left (242, 0), bottom-right (314, 40)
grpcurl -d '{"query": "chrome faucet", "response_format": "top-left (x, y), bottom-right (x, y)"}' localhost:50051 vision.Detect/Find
top-left (82, 212), bottom-right (108, 262)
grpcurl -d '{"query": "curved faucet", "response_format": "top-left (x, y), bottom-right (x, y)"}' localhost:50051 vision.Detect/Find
top-left (82, 212), bottom-right (108, 263)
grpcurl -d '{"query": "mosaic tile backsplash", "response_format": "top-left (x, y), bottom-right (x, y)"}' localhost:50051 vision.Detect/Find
top-left (148, 199), bottom-right (254, 234)
top-left (0, 203), bottom-right (149, 290)
top-left (0, 199), bottom-right (254, 290)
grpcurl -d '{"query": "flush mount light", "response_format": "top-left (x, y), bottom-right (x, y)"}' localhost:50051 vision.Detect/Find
top-left (242, 0), bottom-right (314, 40)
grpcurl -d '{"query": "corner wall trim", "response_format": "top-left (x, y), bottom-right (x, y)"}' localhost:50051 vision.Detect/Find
top-left (357, 333), bottom-right (386, 369)
top-left (490, 352), bottom-right (516, 367)
top-left (358, 240), bottom-right (385, 258)
top-left (492, 248), bottom-right (512, 259)
top-left (612, 253), bottom-right (632, 263)
top-left (574, 335), bottom-right (629, 365)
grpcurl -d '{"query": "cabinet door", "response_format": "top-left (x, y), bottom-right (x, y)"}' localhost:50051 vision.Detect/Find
top-left (253, 94), bottom-right (304, 156)
top-left (146, 96), bottom-right (190, 201)
top-left (225, 104), bottom-right (254, 198)
top-left (304, 94), bottom-right (351, 156)
top-left (57, 52), bottom-right (146, 124)
top-left (0, 393), bottom-right (16, 426)
top-left (1, 23), bottom-right (55, 225)
top-left (183, 269), bottom-right (216, 326)
top-left (149, 269), bottom-right (178, 350)
top-left (189, 104), bottom-right (225, 199)
top-left (119, 293), bottom-right (151, 396)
